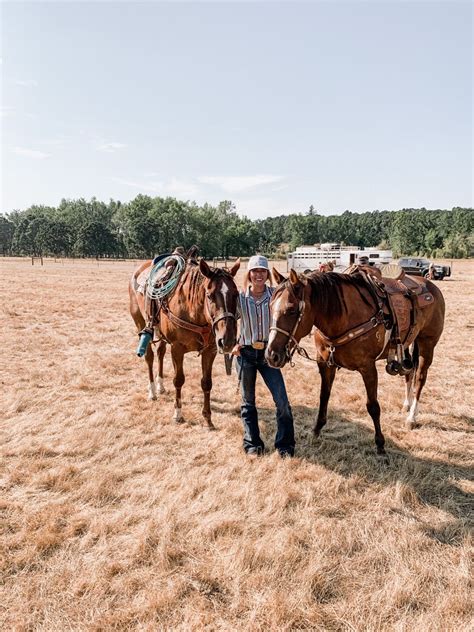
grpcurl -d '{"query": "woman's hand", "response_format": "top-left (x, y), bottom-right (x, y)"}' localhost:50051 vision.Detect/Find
top-left (231, 344), bottom-right (241, 357)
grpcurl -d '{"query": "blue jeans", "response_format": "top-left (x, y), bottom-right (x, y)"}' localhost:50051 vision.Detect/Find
top-left (236, 347), bottom-right (295, 455)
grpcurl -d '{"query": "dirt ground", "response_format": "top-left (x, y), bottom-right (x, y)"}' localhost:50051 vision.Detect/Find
top-left (1, 257), bottom-right (473, 631)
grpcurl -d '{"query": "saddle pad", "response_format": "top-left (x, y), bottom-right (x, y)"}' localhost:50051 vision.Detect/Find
top-left (136, 268), bottom-right (151, 295)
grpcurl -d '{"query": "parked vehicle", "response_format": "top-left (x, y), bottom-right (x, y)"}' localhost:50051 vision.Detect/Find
top-left (398, 257), bottom-right (451, 280)
top-left (287, 243), bottom-right (392, 273)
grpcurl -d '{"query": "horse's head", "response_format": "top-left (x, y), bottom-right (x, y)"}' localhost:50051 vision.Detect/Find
top-left (199, 258), bottom-right (241, 353)
top-left (266, 268), bottom-right (311, 368)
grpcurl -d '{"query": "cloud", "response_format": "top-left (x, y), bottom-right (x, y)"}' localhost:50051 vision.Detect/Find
top-left (13, 147), bottom-right (51, 159)
top-left (15, 79), bottom-right (38, 87)
top-left (234, 196), bottom-right (287, 220)
top-left (164, 177), bottom-right (199, 198)
top-left (197, 174), bottom-right (285, 193)
top-left (1, 106), bottom-right (15, 118)
top-left (96, 142), bottom-right (127, 153)
top-left (112, 176), bottom-right (199, 199)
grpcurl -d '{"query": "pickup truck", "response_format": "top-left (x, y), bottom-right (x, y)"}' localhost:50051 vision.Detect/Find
top-left (398, 257), bottom-right (451, 280)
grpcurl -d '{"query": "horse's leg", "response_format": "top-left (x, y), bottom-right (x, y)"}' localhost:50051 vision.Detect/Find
top-left (406, 337), bottom-right (435, 430)
top-left (156, 340), bottom-right (166, 394)
top-left (129, 288), bottom-right (158, 400)
top-left (170, 344), bottom-right (185, 423)
top-left (403, 370), bottom-right (415, 412)
top-left (360, 364), bottom-right (385, 455)
top-left (200, 347), bottom-right (217, 430)
top-left (145, 341), bottom-right (157, 400)
top-left (313, 362), bottom-right (337, 437)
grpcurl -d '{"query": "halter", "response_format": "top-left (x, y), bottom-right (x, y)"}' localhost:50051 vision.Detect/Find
top-left (269, 282), bottom-right (311, 365)
top-left (207, 303), bottom-right (237, 333)
top-left (204, 285), bottom-right (238, 335)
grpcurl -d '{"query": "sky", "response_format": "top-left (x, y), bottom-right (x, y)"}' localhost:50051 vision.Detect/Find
top-left (1, 1), bottom-right (472, 219)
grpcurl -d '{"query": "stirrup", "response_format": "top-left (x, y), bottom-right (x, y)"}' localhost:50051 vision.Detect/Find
top-left (386, 360), bottom-right (401, 376)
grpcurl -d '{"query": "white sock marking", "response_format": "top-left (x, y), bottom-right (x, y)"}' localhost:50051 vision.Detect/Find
top-left (403, 380), bottom-right (413, 412)
top-left (406, 398), bottom-right (418, 425)
top-left (148, 382), bottom-right (157, 400)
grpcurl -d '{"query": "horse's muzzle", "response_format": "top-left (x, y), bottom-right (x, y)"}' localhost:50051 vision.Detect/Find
top-left (216, 334), bottom-right (236, 354)
top-left (265, 346), bottom-right (287, 368)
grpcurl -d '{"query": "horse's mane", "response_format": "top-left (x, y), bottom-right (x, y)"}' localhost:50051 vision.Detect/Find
top-left (274, 271), bottom-right (375, 319)
top-left (184, 262), bottom-right (236, 303)
top-left (306, 271), bottom-right (375, 317)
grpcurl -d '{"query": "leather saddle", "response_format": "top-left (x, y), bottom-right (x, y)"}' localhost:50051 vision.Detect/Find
top-left (348, 264), bottom-right (435, 346)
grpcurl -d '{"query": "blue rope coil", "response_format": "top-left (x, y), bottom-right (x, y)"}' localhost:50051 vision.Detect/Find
top-left (146, 254), bottom-right (185, 300)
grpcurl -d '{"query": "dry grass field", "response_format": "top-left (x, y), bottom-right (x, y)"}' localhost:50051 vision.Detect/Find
top-left (1, 257), bottom-right (473, 631)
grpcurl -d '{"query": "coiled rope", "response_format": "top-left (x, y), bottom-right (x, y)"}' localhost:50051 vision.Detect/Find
top-left (146, 254), bottom-right (186, 300)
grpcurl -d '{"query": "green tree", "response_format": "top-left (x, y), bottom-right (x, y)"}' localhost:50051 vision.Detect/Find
top-left (75, 220), bottom-right (118, 257)
top-left (0, 216), bottom-right (14, 254)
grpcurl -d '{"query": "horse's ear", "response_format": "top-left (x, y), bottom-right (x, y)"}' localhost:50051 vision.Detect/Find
top-left (272, 267), bottom-right (286, 284)
top-left (289, 268), bottom-right (307, 287)
top-left (289, 268), bottom-right (299, 286)
top-left (229, 258), bottom-right (240, 277)
top-left (199, 258), bottom-right (212, 278)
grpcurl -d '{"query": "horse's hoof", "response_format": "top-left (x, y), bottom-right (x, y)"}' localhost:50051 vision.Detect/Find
top-left (148, 393), bottom-right (157, 401)
top-left (172, 408), bottom-right (184, 423)
top-left (405, 419), bottom-right (418, 430)
top-left (377, 452), bottom-right (390, 464)
top-left (203, 420), bottom-right (216, 431)
top-left (148, 384), bottom-right (158, 400)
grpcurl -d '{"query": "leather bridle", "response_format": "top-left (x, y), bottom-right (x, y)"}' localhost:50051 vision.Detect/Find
top-left (269, 283), bottom-right (310, 365)
top-left (204, 288), bottom-right (238, 335)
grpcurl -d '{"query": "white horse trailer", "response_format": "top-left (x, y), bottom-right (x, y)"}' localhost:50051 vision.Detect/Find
top-left (287, 243), bottom-right (392, 272)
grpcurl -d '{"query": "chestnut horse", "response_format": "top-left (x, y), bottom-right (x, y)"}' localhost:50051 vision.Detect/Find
top-left (266, 269), bottom-right (445, 455)
top-left (129, 257), bottom-right (240, 428)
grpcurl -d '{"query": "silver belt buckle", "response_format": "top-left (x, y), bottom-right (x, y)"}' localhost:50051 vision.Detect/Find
top-left (252, 341), bottom-right (265, 350)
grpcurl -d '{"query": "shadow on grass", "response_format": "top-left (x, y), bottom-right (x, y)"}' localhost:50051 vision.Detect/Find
top-left (258, 404), bottom-right (473, 543)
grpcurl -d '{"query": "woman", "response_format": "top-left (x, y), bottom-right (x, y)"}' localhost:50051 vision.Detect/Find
top-left (232, 255), bottom-right (295, 457)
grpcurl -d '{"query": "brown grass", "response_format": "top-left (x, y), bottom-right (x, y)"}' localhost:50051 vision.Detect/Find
top-left (1, 257), bottom-right (473, 631)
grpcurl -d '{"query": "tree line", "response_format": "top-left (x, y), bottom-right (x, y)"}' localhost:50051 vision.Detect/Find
top-left (0, 196), bottom-right (472, 259)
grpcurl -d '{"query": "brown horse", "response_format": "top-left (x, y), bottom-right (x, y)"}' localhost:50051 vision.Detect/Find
top-left (266, 269), bottom-right (445, 455)
top-left (129, 257), bottom-right (240, 428)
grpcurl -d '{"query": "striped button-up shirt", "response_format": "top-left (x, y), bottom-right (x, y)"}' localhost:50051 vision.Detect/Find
top-left (238, 286), bottom-right (274, 346)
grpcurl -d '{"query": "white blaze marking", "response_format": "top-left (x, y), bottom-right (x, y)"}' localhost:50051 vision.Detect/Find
top-left (268, 296), bottom-right (283, 346)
